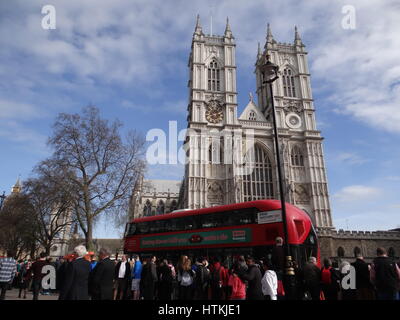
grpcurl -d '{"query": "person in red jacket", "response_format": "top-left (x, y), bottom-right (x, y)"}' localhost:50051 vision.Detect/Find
top-left (228, 265), bottom-right (246, 300)
top-left (209, 258), bottom-right (228, 300)
top-left (320, 258), bottom-right (340, 300)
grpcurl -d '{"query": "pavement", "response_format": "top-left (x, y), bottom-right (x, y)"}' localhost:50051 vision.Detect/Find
top-left (2, 288), bottom-right (59, 301)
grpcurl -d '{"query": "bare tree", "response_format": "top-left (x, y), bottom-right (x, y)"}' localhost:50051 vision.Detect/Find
top-left (24, 161), bottom-right (76, 255)
top-left (0, 193), bottom-right (38, 259)
top-left (47, 106), bottom-right (145, 249)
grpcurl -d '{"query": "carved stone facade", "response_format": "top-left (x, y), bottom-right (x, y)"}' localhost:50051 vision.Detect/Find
top-left (129, 177), bottom-right (180, 219)
top-left (182, 18), bottom-right (333, 230)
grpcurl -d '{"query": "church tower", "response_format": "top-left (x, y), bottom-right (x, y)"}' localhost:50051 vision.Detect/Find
top-left (182, 18), bottom-right (333, 230)
top-left (11, 177), bottom-right (22, 194)
top-left (254, 25), bottom-right (333, 229)
top-left (183, 16), bottom-right (240, 209)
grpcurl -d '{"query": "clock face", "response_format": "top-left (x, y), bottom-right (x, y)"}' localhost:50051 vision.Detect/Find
top-left (285, 112), bottom-right (302, 129)
top-left (205, 100), bottom-right (223, 123)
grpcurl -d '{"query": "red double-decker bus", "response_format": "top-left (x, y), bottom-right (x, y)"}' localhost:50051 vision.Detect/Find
top-left (124, 200), bottom-right (319, 267)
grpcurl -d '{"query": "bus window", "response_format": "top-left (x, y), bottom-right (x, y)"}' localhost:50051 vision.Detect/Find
top-left (150, 220), bottom-right (165, 233)
top-left (225, 214), bottom-right (235, 226)
top-left (137, 222), bottom-right (149, 234)
top-left (237, 212), bottom-right (252, 224)
top-left (183, 217), bottom-right (195, 230)
top-left (175, 218), bottom-right (186, 231)
top-left (192, 216), bottom-right (201, 229)
top-left (127, 223), bottom-right (136, 236)
top-left (201, 214), bottom-right (217, 228)
top-left (164, 219), bottom-right (176, 232)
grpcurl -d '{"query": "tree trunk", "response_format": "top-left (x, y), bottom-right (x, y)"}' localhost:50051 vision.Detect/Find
top-left (45, 244), bottom-right (51, 256)
top-left (85, 218), bottom-right (94, 251)
top-left (30, 244), bottom-right (36, 259)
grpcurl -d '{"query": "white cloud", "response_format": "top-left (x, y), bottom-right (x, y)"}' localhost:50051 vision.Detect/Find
top-left (333, 185), bottom-right (382, 203)
top-left (309, 1), bottom-right (400, 134)
top-left (0, 99), bottom-right (44, 120)
top-left (0, 120), bottom-right (49, 155)
top-left (1, 0), bottom-right (399, 135)
top-left (335, 152), bottom-right (369, 165)
top-left (121, 99), bottom-right (186, 114)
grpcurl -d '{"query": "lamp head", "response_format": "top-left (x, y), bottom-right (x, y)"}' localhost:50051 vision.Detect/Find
top-left (260, 54), bottom-right (279, 83)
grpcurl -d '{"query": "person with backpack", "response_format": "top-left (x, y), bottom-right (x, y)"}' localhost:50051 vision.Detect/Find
top-left (177, 258), bottom-right (195, 300)
top-left (320, 258), bottom-right (340, 300)
top-left (210, 258), bottom-right (228, 300)
top-left (194, 257), bottom-right (210, 300)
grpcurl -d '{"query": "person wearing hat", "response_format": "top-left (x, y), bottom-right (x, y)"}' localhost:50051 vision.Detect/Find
top-left (59, 245), bottom-right (91, 300)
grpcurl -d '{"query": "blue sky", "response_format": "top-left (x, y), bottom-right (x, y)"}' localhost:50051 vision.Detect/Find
top-left (0, 0), bottom-right (399, 238)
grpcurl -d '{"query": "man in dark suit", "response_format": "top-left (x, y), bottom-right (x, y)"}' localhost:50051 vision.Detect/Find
top-left (141, 255), bottom-right (158, 300)
top-left (271, 237), bottom-right (285, 277)
top-left (114, 254), bottom-right (131, 300)
top-left (352, 253), bottom-right (374, 300)
top-left (89, 248), bottom-right (115, 300)
top-left (59, 245), bottom-right (91, 300)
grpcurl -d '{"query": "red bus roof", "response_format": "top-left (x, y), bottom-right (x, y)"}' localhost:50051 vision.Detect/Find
top-left (132, 200), bottom-right (311, 225)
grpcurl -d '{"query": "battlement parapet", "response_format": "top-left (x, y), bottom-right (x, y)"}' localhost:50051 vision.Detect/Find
top-left (317, 228), bottom-right (400, 240)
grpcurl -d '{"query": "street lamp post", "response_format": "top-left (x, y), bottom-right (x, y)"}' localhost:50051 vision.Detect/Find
top-left (260, 54), bottom-right (296, 299)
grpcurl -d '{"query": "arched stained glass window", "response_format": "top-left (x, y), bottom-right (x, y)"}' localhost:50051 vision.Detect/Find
top-left (291, 145), bottom-right (304, 166)
top-left (156, 200), bottom-right (165, 215)
top-left (242, 145), bottom-right (274, 201)
top-left (170, 200), bottom-right (178, 212)
top-left (282, 68), bottom-right (296, 97)
top-left (208, 60), bottom-right (221, 91)
top-left (143, 200), bottom-right (152, 216)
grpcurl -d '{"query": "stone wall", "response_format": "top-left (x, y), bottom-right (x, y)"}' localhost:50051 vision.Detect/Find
top-left (317, 229), bottom-right (400, 263)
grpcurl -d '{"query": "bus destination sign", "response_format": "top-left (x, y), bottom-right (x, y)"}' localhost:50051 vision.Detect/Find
top-left (257, 210), bottom-right (282, 224)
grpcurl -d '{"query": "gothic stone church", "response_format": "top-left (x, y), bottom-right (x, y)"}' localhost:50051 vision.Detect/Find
top-left (131, 17), bottom-right (400, 262)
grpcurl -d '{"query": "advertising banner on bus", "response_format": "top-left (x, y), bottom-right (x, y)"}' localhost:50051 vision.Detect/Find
top-left (140, 228), bottom-right (252, 248)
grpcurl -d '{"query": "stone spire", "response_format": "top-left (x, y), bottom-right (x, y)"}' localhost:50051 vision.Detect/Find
top-left (265, 23), bottom-right (274, 47)
top-left (257, 42), bottom-right (262, 60)
top-left (224, 17), bottom-right (233, 38)
top-left (11, 176), bottom-right (22, 194)
top-left (294, 25), bottom-right (302, 46)
top-left (194, 14), bottom-right (203, 35)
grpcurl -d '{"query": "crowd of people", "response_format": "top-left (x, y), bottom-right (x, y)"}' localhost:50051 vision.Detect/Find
top-left (0, 239), bottom-right (399, 301)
